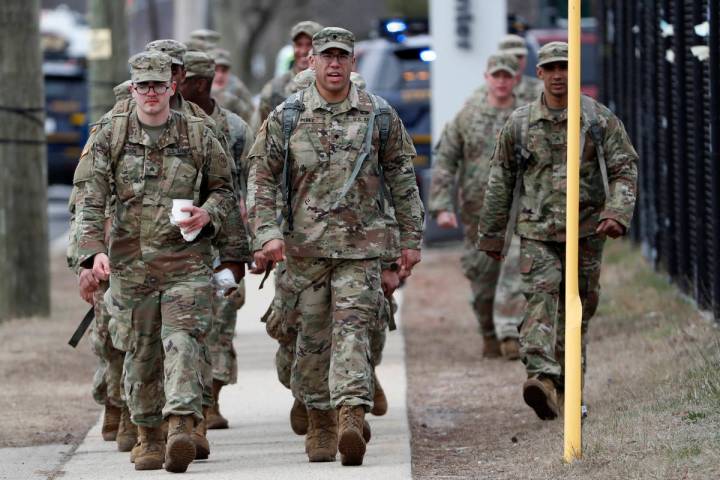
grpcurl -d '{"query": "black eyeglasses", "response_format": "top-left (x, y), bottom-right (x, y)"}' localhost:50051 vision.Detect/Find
top-left (318, 52), bottom-right (351, 63)
top-left (133, 83), bottom-right (171, 95)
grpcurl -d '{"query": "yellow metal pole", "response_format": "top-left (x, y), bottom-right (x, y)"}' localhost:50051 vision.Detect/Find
top-left (564, 0), bottom-right (583, 463)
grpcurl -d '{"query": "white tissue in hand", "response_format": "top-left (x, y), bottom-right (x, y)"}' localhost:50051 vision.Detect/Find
top-left (213, 268), bottom-right (238, 296)
top-left (169, 199), bottom-right (200, 242)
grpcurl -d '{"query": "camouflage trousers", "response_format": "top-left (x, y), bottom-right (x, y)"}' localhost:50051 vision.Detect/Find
top-left (461, 234), bottom-right (525, 339)
top-left (281, 256), bottom-right (384, 411)
top-left (272, 291), bottom-right (394, 390)
top-left (209, 280), bottom-right (244, 385)
top-left (518, 235), bottom-right (604, 388)
top-left (107, 276), bottom-right (213, 427)
top-left (90, 281), bottom-right (125, 408)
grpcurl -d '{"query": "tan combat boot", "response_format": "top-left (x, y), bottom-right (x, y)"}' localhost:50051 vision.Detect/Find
top-left (101, 404), bottom-right (121, 441)
top-left (131, 419), bottom-right (165, 463)
top-left (192, 407), bottom-right (211, 460)
top-left (362, 419), bottom-right (372, 444)
top-left (165, 415), bottom-right (196, 473)
top-left (482, 335), bottom-right (502, 358)
top-left (338, 405), bottom-right (366, 466)
top-left (500, 338), bottom-right (521, 360)
top-left (305, 408), bottom-right (338, 462)
top-left (206, 379), bottom-right (229, 429)
top-left (370, 372), bottom-right (387, 416)
top-left (290, 398), bottom-right (309, 435)
top-left (523, 376), bottom-right (560, 420)
top-left (134, 425), bottom-right (165, 471)
top-left (116, 406), bottom-right (138, 452)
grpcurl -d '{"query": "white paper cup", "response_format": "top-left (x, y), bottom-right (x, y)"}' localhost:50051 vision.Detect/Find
top-left (171, 199), bottom-right (193, 222)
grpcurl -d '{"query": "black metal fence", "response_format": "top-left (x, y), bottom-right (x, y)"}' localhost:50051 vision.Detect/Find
top-left (598, 0), bottom-right (720, 320)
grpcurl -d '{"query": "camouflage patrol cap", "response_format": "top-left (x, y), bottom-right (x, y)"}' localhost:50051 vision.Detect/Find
top-left (186, 38), bottom-right (210, 52)
top-left (113, 80), bottom-right (132, 101)
top-left (313, 27), bottom-right (354, 54)
top-left (537, 41), bottom-right (568, 67)
top-left (128, 51), bottom-right (172, 83)
top-left (145, 39), bottom-right (187, 66)
top-left (291, 21), bottom-right (323, 41)
top-left (486, 53), bottom-right (519, 75)
top-left (498, 34), bottom-right (529, 56)
top-left (211, 48), bottom-right (231, 67)
top-left (190, 29), bottom-right (221, 45)
top-left (184, 51), bottom-right (215, 78)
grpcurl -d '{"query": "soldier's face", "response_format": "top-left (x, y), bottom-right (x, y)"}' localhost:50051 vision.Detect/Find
top-left (179, 76), bottom-right (208, 101)
top-left (132, 81), bottom-right (175, 115)
top-left (214, 65), bottom-right (230, 88)
top-left (537, 62), bottom-right (568, 98)
top-left (485, 70), bottom-right (516, 99)
top-left (293, 34), bottom-right (313, 71)
top-left (311, 48), bottom-right (355, 93)
top-left (516, 55), bottom-right (527, 72)
top-left (171, 64), bottom-right (186, 86)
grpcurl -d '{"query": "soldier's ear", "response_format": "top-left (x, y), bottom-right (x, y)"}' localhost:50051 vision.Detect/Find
top-left (309, 55), bottom-right (316, 69)
top-left (171, 81), bottom-right (177, 95)
top-left (536, 66), bottom-right (544, 80)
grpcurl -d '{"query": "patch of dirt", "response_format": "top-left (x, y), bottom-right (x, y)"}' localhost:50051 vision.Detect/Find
top-left (0, 251), bottom-right (100, 447)
top-left (404, 241), bottom-right (720, 479)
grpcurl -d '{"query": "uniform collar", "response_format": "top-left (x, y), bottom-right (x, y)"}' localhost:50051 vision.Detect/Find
top-left (128, 109), bottom-right (179, 149)
top-left (530, 93), bottom-right (568, 124)
top-left (306, 82), bottom-right (367, 114)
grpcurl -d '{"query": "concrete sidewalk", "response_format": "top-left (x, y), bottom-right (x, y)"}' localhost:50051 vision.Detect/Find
top-left (58, 272), bottom-right (412, 479)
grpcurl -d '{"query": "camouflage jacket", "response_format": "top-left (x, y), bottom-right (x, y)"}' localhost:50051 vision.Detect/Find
top-left (477, 94), bottom-right (638, 250)
top-left (429, 92), bottom-right (516, 242)
top-left (77, 108), bottom-right (235, 285)
top-left (254, 70), bottom-right (294, 131)
top-left (515, 75), bottom-right (544, 105)
top-left (210, 102), bottom-right (255, 263)
top-left (213, 88), bottom-right (253, 124)
top-left (249, 84), bottom-right (424, 259)
top-left (67, 116), bottom-right (113, 274)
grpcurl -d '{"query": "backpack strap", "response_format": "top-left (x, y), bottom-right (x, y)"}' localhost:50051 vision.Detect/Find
top-left (185, 116), bottom-right (207, 205)
top-left (281, 90), bottom-right (305, 231)
top-left (332, 92), bottom-right (392, 210)
top-left (503, 105), bottom-right (532, 256)
top-left (109, 98), bottom-right (133, 168)
top-left (581, 95), bottom-right (610, 199)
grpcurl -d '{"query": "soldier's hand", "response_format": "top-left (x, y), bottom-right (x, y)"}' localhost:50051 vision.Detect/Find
top-left (400, 248), bottom-right (421, 277)
top-left (92, 253), bottom-right (111, 281)
top-left (177, 206), bottom-right (211, 233)
top-left (596, 218), bottom-right (625, 239)
top-left (78, 268), bottom-right (99, 304)
top-left (217, 262), bottom-right (245, 283)
top-left (485, 251), bottom-right (504, 261)
top-left (250, 250), bottom-right (269, 274)
top-left (262, 239), bottom-right (286, 263)
top-left (381, 269), bottom-right (400, 297)
top-left (437, 211), bottom-right (458, 229)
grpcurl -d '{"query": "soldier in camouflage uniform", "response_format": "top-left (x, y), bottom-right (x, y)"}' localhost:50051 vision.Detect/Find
top-left (71, 90), bottom-right (139, 453)
top-left (77, 51), bottom-right (240, 473)
top-left (498, 34), bottom-right (544, 105)
top-left (430, 54), bottom-right (526, 360)
top-left (249, 27), bottom-right (424, 466)
top-left (264, 68), bottom-right (389, 435)
top-left (189, 29), bottom-right (255, 124)
top-left (180, 51), bottom-right (255, 432)
top-left (253, 21), bottom-right (323, 129)
top-left (210, 48), bottom-right (254, 123)
top-left (477, 42), bottom-right (638, 420)
top-left (67, 80), bottom-right (138, 453)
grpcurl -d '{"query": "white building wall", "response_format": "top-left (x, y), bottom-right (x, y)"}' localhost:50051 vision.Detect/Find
top-left (429, 0), bottom-right (507, 143)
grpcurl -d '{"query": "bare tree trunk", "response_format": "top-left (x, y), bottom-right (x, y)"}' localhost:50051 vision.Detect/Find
top-left (88, 0), bottom-right (129, 122)
top-left (0, 0), bottom-right (50, 321)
